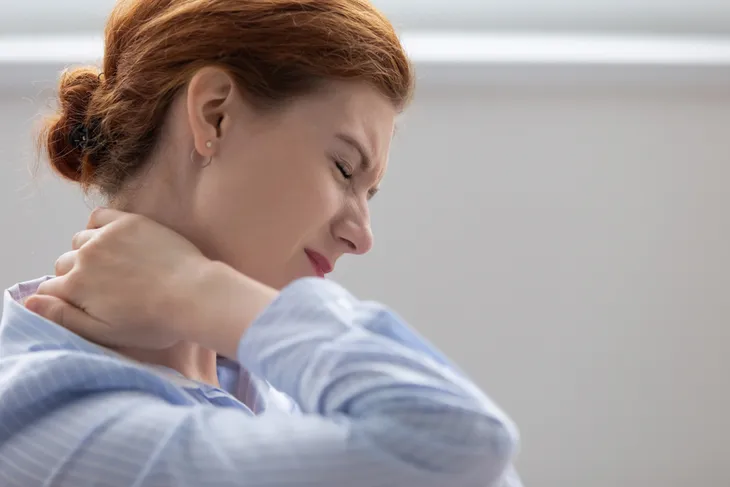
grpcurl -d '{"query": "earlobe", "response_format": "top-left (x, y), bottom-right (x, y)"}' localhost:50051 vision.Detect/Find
top-left (186, 67), bottom-right (236, 157)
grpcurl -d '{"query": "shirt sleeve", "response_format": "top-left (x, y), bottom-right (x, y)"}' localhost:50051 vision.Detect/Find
top-left (0, 278), bottom-right (521, 487)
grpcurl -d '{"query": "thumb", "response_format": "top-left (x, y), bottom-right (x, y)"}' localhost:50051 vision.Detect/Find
top-left (25, 295), bottom-right (105, 337)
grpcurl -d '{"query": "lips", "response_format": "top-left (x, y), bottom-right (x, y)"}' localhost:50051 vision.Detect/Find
top-left (304, 249), bottom-right (333, 278)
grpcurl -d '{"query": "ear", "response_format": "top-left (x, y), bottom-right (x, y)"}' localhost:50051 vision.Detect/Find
top-left (186, 67), bottom-right (237, 158)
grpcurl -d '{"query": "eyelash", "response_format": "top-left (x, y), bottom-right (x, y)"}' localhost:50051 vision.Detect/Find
top-left (332, 157), bottom-right (378, 200)
top-left (334, 159), bottom-right (353, 180)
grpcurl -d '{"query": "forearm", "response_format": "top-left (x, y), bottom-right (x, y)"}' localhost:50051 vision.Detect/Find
top-left (167, 265), bottom-right (519, 482)
top-left (4, 273), bottom-right (520, 486)
top-left (236, 277), bottom-right (518, 481)
top-left (178, 265), bottom-right (519, 468)
top-left (175, 260), bottom-right (278, 358)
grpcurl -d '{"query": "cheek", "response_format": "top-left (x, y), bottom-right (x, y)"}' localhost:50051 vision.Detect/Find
top-left (195, 154), bottom-right (341, 260)
top-left (272, 169), bottom-right (342, 235)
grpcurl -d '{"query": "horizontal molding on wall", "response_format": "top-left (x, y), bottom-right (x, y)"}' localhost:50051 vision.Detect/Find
top-left (1, 32), bottom-right (730, 91)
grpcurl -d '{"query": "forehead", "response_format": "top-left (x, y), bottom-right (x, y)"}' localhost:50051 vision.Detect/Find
top-left (292, 82), bottom-right (397, 157)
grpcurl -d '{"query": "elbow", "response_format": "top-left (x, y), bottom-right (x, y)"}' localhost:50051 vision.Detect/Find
top-left (428, 409), bottom-right (519, 485)
top-left (469, 414), bottom-right (519, 485)
top-left (362, 407), bottom-right (519, 485)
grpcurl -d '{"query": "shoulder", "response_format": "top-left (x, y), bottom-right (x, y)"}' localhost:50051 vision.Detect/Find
top-left (0, 279), bottom-right (197, 443)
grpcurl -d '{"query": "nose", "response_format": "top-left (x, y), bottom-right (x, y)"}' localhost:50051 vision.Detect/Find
top-left (333, 204), bottom-right (374, 255)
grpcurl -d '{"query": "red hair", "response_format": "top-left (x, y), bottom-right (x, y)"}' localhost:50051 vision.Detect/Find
top-left (40, 0), bottom-right (413, 194)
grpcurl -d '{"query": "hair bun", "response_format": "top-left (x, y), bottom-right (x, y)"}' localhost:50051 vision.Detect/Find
top-left (41, 67), bottom-right (102, 184)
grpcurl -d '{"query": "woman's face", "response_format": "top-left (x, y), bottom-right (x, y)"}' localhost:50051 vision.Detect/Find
top-left (167, 71), bottom-right (397, 289)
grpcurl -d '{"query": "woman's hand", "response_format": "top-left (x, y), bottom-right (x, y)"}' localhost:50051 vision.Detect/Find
top-left (25, 209), bottom-right (210, 351)
top-left (26, 208), bottom-right (278, 358)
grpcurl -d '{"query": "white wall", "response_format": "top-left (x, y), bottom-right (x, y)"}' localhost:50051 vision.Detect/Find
top-left (2, 79), bottom-right (729, 487)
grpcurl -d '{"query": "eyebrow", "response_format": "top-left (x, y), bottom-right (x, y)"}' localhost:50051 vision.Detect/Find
top-left (335, 133), bottom-right (373, 172)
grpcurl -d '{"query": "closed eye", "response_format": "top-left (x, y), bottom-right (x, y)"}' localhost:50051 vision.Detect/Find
top-left (334, 159), bottom-right (353, 179)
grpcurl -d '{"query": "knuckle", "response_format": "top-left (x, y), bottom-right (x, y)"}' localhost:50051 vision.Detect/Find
top-left (78, 236), bottom-right (102, 259)
top-left (71, 231), bottom-right (86, 249)
top-left (90, 207), bottom-right (104, 222)
top-left (54, 251), bottom-right (75, 276)
top-left (64, 271), bottom-right (83, 294)
top-left (36, 280), bottom-right (49, 295)
top-left (75, 245), bottom-right (90, 263)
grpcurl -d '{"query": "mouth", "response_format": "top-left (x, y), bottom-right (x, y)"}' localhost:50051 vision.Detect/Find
top-left (304, 249), bottom-right (333, 278)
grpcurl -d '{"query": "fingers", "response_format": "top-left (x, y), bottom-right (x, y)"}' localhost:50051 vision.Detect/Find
top-left (25, 294), bottom-right (71, 324)
top-left (36, 276), bottom-right (72, 303)
top-left (54, 251), bottom-right (77, 277)
top-left (25, 295), bottom-right (110, 342)
top-left (60, 228), bottom-right (99, 275)
top-left (72, 229), bottom-right (97, 250)
top-left (87, 207), bottom-right (127, 229)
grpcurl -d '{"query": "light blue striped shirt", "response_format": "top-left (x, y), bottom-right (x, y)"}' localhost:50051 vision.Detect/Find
top-left (0, 276), bottom-right (522, 487)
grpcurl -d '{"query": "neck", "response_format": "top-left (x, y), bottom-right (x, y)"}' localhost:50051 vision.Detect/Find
top-left (108, 157), bottom-right (220, 387)
top-left (116, 342), bottom-right (220, 386)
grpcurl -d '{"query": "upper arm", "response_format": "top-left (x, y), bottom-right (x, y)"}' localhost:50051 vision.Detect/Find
top-left (0, 391), bottom-right (504, 487)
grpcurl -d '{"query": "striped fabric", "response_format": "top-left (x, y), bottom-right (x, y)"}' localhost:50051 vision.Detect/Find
top-left (0, 276), bottom-right (522, 487)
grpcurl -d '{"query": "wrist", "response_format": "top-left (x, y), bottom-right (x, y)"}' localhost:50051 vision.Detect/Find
top-left (175, 260), bottom-right (278, 359)
top-left (161, 253), bottom-right (212, 333)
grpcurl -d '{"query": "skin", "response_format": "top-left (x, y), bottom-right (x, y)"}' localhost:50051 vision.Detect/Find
top-left (27, 68), bottom-right (397, 386)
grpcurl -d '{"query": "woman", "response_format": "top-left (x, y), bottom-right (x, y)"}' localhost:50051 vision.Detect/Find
top-left (0, 0), bottom-right (522, 486)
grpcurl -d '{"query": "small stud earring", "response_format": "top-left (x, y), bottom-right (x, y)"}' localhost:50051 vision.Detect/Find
top-left (205, 141), bottom-right (213, 149)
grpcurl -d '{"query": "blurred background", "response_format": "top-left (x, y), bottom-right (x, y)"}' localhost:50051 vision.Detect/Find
top-left (1, 1), bottom-right (729, 486)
